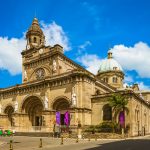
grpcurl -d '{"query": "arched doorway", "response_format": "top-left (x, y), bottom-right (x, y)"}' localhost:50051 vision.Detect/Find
top-left (53, 98), bottom-right (70, 126)
top-left (22, 96), bottom-right (44, 126)
top-left (103, 104), bottom-right (112, 121)
top-left (4, 105), bottom-right (14, 126)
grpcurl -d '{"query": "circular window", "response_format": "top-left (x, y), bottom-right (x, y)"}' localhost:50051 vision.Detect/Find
top-left (36, 68), bottom-right (45, 80)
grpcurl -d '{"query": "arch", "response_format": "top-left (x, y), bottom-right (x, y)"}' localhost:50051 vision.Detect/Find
top-left (28, 65), bottom-right (52, 81)
top-left (52, 96), bottom-right (71, 127)
top-left (112, 77), bottom-right (118, 83)
top-left (103, 77), bottom-right (108, 83)
top-left (135, 105), bottom-right (140, 122)
top-left (4, 105), bottom-right (14, 114)
top-left (21, 95), bottom-right (45, 126)
top-left (4, 105), bottom-right (14, 126)
top-left (20, 94), bottom-right (44, 112)
top-left (103, 104), bottom-right (112, 121)
top-left (51, 96), bottom-right (71, 110)
top-left (33, 37), bottom-right (37, 43)
top-left (29, 37), bottom-right (31, 43)
top-left (95, 89), bottom-right (100, 95)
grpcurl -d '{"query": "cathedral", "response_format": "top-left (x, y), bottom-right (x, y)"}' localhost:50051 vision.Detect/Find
top-left (0, 18), bottom-right (150, 136)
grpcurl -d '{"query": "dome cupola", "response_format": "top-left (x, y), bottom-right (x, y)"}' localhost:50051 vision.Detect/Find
top-left (97, 51), bottom-right (124, 89)
top-left (98, 51), bottom-right (123, 73)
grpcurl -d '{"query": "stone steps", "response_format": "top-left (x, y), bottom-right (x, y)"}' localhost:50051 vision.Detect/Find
top-left (15, 132), bottom-right (53, 137)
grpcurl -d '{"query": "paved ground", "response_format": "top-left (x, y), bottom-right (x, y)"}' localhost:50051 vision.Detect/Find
top-left (0, 135), bottom-right (150, 150)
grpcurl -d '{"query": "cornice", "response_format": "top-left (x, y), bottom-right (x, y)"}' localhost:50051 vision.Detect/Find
top-left (91, 90), bottom-right (150, 107)
top-left (0, 70), bottom-right (95, 98)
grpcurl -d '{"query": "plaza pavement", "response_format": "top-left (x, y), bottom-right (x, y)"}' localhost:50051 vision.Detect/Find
top-left (0, 135), bottom-right (150, 150)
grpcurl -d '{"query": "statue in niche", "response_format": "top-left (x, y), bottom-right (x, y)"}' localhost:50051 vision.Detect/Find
top-left (52, 60), bottom-right (57, 72)
top-left (14, 101), bottom-right (18, 112)
top-left (0, 104), bottom-right (2, 114)
top-left (139, 93), bottom-right (144, 100)
top-left (24, 70), bottom-right (28, 80)
top-left (44, 96), bottom-right (49, 110)
top-left (72, 93), bottom-right (77, 106)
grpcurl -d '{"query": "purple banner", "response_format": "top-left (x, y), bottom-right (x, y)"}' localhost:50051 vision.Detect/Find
top-left (64, 111), bottom-right (70, 126)
top-left (119, 111), bottom-right (125, 127)
top-left (56, 112), bottom-right (60, 125)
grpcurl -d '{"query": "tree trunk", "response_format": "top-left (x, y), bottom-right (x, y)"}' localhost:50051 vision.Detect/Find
top-left (122, 109), bottom-right (125, 137)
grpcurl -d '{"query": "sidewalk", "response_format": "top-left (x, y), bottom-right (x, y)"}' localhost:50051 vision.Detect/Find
top-left (0, 136), bottom-right (117, 150)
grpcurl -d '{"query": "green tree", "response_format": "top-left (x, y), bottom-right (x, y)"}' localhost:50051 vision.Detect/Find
top-left (108, 93), bottom-right (129, 135)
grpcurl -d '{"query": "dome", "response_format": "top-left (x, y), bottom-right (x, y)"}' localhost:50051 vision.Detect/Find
top-left (26, 18), bottom-right (44, 36)
top-left (98, 51), bottom-right (123, 73)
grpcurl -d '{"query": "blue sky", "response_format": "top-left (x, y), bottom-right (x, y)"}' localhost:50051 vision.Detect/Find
top-left (0, 0), bottom-right (150, 89)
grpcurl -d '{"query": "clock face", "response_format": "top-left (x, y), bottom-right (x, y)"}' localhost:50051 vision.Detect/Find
top-left (39, 48), bottom-right (44, 54)
top-left (36, 68), bottom-right (45, 80)
top-left (27, 45), bottom-right (30, 50)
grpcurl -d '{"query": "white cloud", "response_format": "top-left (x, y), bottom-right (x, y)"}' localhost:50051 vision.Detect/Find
top-left (0, 21), bottom-right (70, 75)
top-left (77, 54), bottom-right (101, 74)
top-left (79, 41), bottom-right (91, 50)
top-left (110, 42), bottom-right (150, 78)
top-left (138, 82), bottom-right (150, 90)
top-left (0, 37), bottom-right (25, 75)
top-left (124, 75), bottom-right (134, 83)
top-left (41, 21), bottom-right (71, 51)
top-left (78, 41), bottom-right (91, 54)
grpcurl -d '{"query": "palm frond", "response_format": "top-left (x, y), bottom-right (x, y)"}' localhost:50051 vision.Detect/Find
top-left (108, 93), bottom-right (129, 123)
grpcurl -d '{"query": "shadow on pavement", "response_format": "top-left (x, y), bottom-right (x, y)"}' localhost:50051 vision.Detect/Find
top-left (85, 139), bottom-right (150, 150)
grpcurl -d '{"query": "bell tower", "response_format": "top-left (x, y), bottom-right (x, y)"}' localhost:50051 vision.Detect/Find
top-left (26, 18), bottom-right (45, 50)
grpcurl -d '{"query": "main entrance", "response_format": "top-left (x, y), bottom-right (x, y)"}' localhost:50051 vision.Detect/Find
top-left (22, 96), bottom-right (44, 127)
top-left (56, 111), bottom-right (70, 126)
top-left (53, 98), bottom-right (70, 132)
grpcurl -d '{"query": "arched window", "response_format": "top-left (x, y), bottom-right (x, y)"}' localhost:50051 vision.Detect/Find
top-left (29, 38), bottom-right (31, 43)
top-left (34, 37), bottom-right (37, 43)
top-left (135, 105), bottom-right (139, 122)
top-left (113, 77), bottom-right (118, 83)
top-left (103, 77), bottom-right (108, 83)
top-left (144, 110), bottom-right (147, 125)
top-left (95, 89), bottom-right (100, 95)
top-left (113, 67), bottom-right (117, 70)
top-left (103, 104), bottom-right (112, 121)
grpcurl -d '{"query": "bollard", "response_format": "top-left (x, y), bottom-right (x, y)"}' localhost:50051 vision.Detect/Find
top-left (61, 136), bottom-right (64, 145)
top-left (39, 138), bottom-right (43, 148)
top-left (95, 136), bottom-right (97, 141)
top-left (76, 136), bottom-right (79, 143)
top-left (9, 140), bottom-right (13, 150)
top-left (88, 137), bottom-right (90, 141)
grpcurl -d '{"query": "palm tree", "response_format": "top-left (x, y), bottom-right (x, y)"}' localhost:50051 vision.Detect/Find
top-left (108, 93), bottom-right (129, 135)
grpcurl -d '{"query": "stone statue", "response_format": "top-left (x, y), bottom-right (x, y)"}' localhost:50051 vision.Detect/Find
top-left (72, 93), bottom-right (77, 106)
top-left (139, 93), bottom-right (144, 100)
top-left (52, 60), bottom-right (57, 71)
top-left (44, 96), bottom-right (49, 109)
top-left (14, 101), bottom-right (18, 112)
top-left (24, 70), bottom-right (28, 80)
top-left (0, 104), bottom-right (2, 114)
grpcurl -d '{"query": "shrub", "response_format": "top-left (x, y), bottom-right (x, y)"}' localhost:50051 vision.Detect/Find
top-left (84, 121), bottom-right (118, 133)
top-left (84, 125), bottom-right (95, 133)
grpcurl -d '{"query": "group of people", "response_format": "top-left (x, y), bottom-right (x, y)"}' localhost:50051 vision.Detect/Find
top-left (0, 128), bottom-right (15, 136)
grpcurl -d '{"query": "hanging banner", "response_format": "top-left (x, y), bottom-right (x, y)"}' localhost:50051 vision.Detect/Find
top-left (64, 111), bottom-right (70, 126)
top-left (119, 111), bottom-right (125, 127)
top-left (56, 112), bottom-right (60, 125)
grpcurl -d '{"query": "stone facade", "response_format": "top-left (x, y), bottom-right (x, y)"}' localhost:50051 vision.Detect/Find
top-left (0, 18), bottom-right (150, 136)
